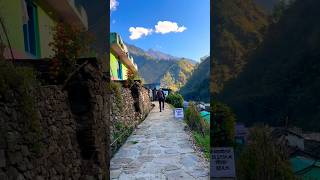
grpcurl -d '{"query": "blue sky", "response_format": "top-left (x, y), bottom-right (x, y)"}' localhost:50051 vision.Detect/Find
top-left (110, 0), bottom-right (210, 61)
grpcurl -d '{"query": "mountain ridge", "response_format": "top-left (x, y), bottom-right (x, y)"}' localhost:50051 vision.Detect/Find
top-left (126, 43), bottom-right (195, 91)
top-left (180, 56), bottom-right (210, 102)
top-left (126, 43), bottom-right (197, 64)
top-left (218, 0), bottom-right (320, 131)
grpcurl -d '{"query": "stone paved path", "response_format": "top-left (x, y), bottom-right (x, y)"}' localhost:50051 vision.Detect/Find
top-left (110, 103), bottom-right (209, 180)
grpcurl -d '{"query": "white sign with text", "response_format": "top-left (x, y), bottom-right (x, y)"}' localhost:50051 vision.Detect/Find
top-left (174, 108), bottom-right (184, 119)
top-left (211, 147), bottom-right (236, 178)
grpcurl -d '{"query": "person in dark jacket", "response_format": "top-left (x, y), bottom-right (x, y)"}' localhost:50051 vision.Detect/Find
top-left (152, 88), bottom-right (157, 101)
top-left (157, 88), bottom-right (165, 112)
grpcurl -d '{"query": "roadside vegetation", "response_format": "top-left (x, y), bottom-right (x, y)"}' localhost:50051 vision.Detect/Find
top-left (111, 121), bottom-right (134, 156)
top-left (165, 93), bottom-right (184, 108)
top-left (211, 100), bottom-right (296, 179)
top-left (237, 125), bottom-right (295, 180)
top-left (185, 102), bottom-right (210, 158)
top-left (211, 101), bottom-right (235, 147)
top-left (49, 22), bottom-right (92, 84)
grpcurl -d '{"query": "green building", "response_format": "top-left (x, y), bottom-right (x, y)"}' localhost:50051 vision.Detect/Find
top-left (291, 156), bottom-right (320, 179)
top-left (110, 32), bottom-right (138, 80)
top-left (0, 0), bottom-right (88, 59)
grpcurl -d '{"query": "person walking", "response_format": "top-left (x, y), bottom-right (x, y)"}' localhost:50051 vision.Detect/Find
top-left (157, 88), bottom-right (165, 112)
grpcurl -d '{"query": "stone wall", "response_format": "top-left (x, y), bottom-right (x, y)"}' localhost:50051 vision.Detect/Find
top-left (0, 60), bottom-right (153, 179)
top-left (110, 82), bottom-right (152, 148)
top-left (0, 62), bottom-right (110, 180)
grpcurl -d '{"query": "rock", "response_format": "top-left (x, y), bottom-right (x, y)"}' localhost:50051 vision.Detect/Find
top-left (0, 150), bottom-right (6, 167)
top-left (0, 171), bottom-right (8, 180)
top-left (16, 174), bottom-right (25, 180)
top-left (110, 169), bottom-right (121, 179)
top-left (21, 146), bottom-right (29, 156)
top-left (164, 165), bottom-right (180, 171)
top-left (164, 149), bottom-right (179, 154)
top-left (35, 176), bottom-right (44, 180)
top-left (111, 158), bottom-right (133, 165)
top-left (84, 175), bottom-right (95, 180)
top-left (137, 156), bottom-right (153, 163)
top-left (23, 171), bottom-right (32, 179)
top-left (7, 132), bottom-right (20, 152)
top-left (166, 170), bottom-right (195, 180)
top-left (8, 151), bottom-right (23, 165)
top-left (7, 166), bottom-right (19, 180)
top-left (17, 160), bottom-right (27, 171)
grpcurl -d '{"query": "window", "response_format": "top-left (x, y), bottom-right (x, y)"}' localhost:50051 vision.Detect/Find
top-left (23, 0), bottom-right (40, 57)
top-left (117, 60), bottom-right (123, 80)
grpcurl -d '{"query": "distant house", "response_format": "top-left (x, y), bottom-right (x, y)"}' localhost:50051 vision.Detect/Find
top-left (144, 83), bottom-right (161, 90)
top-left (290, 156), bottom-right (320, 179)
top-left (0, 0), bottom-right (88, 59)
top-left (235, 123), bottom-right (248, 145)
top-left (200, 111), bottom-right (210, 124)
top-left (110, 32), bottom-right (138, 81)
top-left (271, 128), bottom-right (305, 151)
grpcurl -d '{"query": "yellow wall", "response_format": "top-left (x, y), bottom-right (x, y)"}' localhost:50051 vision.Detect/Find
top-left (122, 64), bottom-right (128, 80)
top-left (0, 0), bottom-right (56, 58)
top-left (0, 0), bottom-right (25, 52)
top-left (36, 2), bottom-right (56, 58)
top-left (110, 52), bottom-right (119, 80)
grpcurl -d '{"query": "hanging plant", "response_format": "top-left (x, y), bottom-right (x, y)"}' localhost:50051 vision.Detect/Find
top-left (48, 22), bottom-right (93, 84)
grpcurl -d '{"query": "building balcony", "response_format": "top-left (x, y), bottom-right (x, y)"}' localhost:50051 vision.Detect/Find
top-left (110, 33), bottom-right (128, 53)
top-left (43, 0), bottom-right (88, 29)
top-left (111, 44), bottom-right (137, 73)
top-left (110, 33), bottom-right (138, 73)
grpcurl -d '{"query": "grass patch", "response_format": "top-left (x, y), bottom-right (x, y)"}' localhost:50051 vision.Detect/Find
top-left (184, 102), bottom-right (210, 159)
top-left (107, 82), bottom-right (123, 111)
top-left (111, 121), bottom-right (134, 156)
top-left (193, 131), bottom-right (210, 159)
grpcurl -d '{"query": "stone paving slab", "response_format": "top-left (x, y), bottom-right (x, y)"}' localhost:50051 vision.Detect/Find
top-left (110, 103), bottom-right (209, 180)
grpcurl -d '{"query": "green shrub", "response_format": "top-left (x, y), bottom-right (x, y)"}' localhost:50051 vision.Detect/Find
top-left (212, 100), bottom-right (236, 147)
top-left (165, 93), bottom-right (184, 108)
top-left (184, 102), bottom-right (210, 159)
top-left (193, 132), bottom-right (210, 159)
top-left (237, 126), bottom-right (296, 180)
top-left (185, 102), bottom-right (209, 136)
top-left (108, 82), bottom-right (123, 110)
top-left (48, 22), bottom-right (92, 84)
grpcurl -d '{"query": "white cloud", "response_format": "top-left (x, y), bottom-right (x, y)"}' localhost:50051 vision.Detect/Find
top-left (155, 21), bottom-right (187, 34)
top-left (129, 27), bottom-right (153, 40)
top-left (110, 0), bottom-right (118, 11)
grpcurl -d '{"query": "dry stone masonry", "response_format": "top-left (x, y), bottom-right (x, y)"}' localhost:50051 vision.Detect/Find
top-left (110, 82), bottom-right (153, 151)
top-left (0, 61), bottom-right (110, 180)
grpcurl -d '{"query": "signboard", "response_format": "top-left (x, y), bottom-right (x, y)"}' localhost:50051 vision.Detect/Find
top-left (174, 108), bottom-right (184, 119)
top-left (211, 147), bottom-right (236, 178)
top-left (163, 90), bottom-right (169, 97)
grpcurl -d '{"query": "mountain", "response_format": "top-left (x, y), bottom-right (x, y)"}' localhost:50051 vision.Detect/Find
top-left (212, 0), bottom-right (268, 94)
top-left (126, 44), bottom-right (196, 64)
top-left (180, 56), bottom-right (210, 102)
top-left (146, 49), bottom-right (178, 61)
top-left (218, 0), bottom-right (320, 131)
top-left (126, 44), bottom-right (195, 91)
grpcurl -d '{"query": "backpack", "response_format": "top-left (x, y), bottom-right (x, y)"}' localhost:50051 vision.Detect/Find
top-left (157, 90), bottom-right (164, 99)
